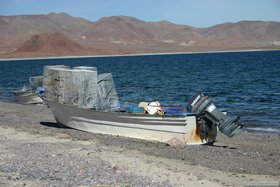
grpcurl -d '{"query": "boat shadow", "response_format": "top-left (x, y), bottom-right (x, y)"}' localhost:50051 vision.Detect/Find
top-left (40, 121), bottom-right (71, 129)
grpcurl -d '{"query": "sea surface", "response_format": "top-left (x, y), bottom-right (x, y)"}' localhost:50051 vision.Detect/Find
top-left (0, 51), bottom-right (279, 133)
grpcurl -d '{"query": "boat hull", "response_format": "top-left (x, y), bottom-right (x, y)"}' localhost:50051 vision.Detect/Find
top-left (46, 100), bottom-right (206, 145)
top-left (13, 91), bottom-right (43, 104)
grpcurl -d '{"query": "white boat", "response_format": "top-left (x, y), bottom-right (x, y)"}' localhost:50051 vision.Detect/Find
top-left (45, 99), bottom-right (206, 145)
top-left (13, 90), bottom-right (43, 104)
top-left (45, 93), bottom-right (243, 145)
top-left (43, 66), bottom-right (243, 145)
top-left (13, 76), bottom-right (44, 104)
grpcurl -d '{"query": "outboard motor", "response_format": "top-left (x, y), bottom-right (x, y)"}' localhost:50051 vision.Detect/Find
top-left (188, 93), bottom-right (243, 139)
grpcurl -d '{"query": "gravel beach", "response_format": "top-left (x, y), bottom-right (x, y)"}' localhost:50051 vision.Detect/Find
top-left (0, 101), bottom-right (279, 187)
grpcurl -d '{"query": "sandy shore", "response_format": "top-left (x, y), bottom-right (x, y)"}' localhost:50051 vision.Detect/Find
top-left (0, 49), bottom-right (279, 62)
top-left (0, 102), bottom-right (279, 187)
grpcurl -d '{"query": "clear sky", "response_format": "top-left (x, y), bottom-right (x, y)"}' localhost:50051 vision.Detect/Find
top-left (0, 0), bottom-right (279, 28)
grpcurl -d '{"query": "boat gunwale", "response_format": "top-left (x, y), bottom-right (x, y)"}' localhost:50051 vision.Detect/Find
top-left (44, 99), bottom-right (197, 119)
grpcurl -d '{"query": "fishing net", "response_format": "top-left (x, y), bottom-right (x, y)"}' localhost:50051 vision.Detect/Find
top-left (97, 73), bottom-right (119, 110)
top-left (43, 66), bottom-right (118, 110)
top-left (43, 65), bottom-right (70, 103)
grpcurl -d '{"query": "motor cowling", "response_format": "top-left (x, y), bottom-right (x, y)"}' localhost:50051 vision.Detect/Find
top-left (187, 93), bottom-right (243, 138)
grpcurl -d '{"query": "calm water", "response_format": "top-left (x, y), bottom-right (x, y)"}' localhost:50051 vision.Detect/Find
top-left (0, 51), bottom-right (279, 133)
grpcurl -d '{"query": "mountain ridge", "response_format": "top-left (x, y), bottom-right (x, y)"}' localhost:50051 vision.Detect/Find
top-left (0, 12), bottom-right (279, 57)
top-left (2, 32), bottom-right (134, 58)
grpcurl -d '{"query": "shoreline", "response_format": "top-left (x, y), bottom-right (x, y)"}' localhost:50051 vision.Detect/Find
top-left (1, 99), bottom-right (280, 135)
top-left (0, 49), bottom-right (279, 62)
top-left (0, 101), bottom-right (279, 186)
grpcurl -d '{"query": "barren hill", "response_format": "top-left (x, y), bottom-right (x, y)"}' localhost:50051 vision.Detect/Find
top-left (16, 33), bottom-right (90, 53)
top-left (0, 12), bottom-right (279, 57)
top-left (83, 17), bottom-right (280, 52)
top-left (83, 16), bottom-right (155, 42)
top-left (3, 33), bottom-right (110, 58)
top-left (3, 32), bottom-right (134, 58)
top-left (0, 13), bottom-right (94, 52)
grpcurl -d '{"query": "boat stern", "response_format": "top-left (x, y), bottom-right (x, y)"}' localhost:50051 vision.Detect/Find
top-left (184, 115), bottom-right (208, 145)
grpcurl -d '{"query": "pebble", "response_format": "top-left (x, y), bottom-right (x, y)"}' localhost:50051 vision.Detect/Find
top-left (0, 140), bottom-right (171, 187)
top-left (0, 102), bottom-right (280, 186)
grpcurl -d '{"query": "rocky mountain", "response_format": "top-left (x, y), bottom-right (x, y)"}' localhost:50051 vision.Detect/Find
top-left (0, 12), bottom-right (279, 57)
top-left (15, 33), bottom-right (99, 54)
top-left (3, 32), bottom-right (135, 58)
top-left (0, 13), bottom-right (94, 52)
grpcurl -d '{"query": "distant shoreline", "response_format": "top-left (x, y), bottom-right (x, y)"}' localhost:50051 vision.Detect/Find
top-left (0, 49), bottom-right (279, 62)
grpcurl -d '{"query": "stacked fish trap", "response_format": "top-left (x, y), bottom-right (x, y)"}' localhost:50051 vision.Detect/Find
top-left (43, 65), bottom-right (118, 110)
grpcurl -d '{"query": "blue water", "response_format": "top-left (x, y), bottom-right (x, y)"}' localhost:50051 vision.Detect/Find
top-left (0, 51), bottom-right (279, 133)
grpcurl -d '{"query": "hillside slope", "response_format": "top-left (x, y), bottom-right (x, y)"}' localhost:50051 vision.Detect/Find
top-left (0, 13), bottom-right (279, 56)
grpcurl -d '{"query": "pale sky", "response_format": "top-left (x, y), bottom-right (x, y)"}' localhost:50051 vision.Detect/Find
top-left (0, 0), bottom-right (279, 27)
